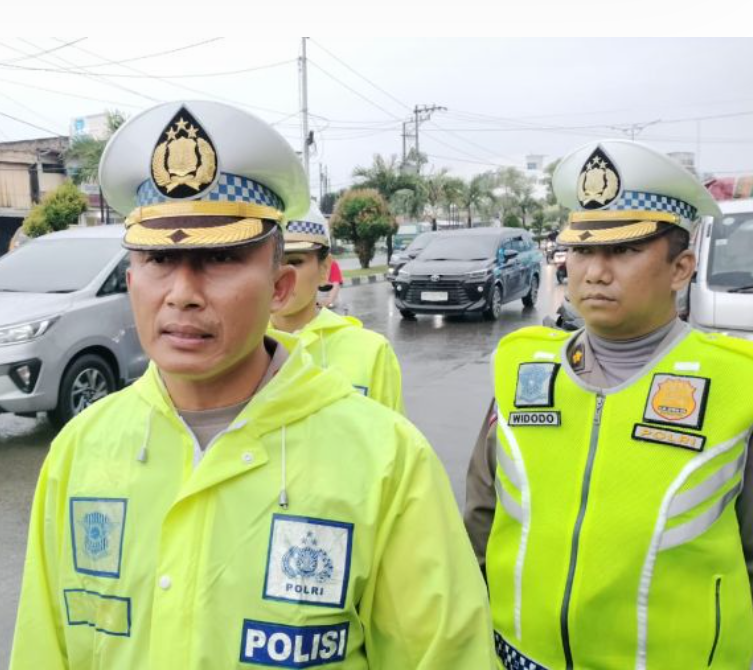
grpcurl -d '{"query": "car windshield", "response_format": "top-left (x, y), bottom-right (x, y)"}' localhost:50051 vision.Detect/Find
top-left (0, 237), bottom-right (123, 293)
top-left (707, 212), bottom-right (753, 290)
top-left (418, 235), bottom-right (497, 261)
top-left (406, 233), bottom-right (432, 253)
top-left (397, 224), bottom-right (420, 235)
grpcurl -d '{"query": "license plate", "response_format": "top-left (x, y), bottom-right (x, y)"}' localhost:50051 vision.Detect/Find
top-left (421, 291), bottom-right (448, 302)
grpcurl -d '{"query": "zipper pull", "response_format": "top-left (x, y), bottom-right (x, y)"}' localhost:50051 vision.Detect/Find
top-left (594, 394), bottom-right (605, 426)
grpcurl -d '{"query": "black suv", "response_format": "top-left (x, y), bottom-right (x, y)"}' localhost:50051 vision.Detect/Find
top-left (393, 228), bottom-right (542, 319)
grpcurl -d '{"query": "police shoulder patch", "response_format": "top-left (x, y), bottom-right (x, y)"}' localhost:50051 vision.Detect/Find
top-left (69, 497), bottom-right (127, 578)
top-left (515, 362), bottom-right (559, 408)
top-left (643, 373), bottom-right (710, 430)
top-left (264, 515), bottom-right (354, 609)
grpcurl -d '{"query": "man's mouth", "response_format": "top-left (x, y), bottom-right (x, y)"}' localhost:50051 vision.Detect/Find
top-left (161, 324), bottom-right (214, 340)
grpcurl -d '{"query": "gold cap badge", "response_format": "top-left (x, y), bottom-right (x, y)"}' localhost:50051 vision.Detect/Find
top-left (577, 146), bottom-right (621, 210)
top-left (151, 107), bottom-right (218, 199)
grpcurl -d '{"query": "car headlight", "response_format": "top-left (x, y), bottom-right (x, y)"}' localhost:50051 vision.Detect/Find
top-left (0, 316), bottom-right (59, 346)
top-left (466, 268), bottom-right (491, 281)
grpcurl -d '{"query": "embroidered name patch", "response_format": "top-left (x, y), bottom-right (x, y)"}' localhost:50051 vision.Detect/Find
top-left (240, 620), bottom-right (348, 667)
top-left (509, 411), bottom-right (561, 427)
top-left (643, 374), bottom-right (710, 430)
top-left (632, 424), bottom-right (706, 452)
top-left (264, 515), bottom-right (353, 609)
top-left (515, 363), bottom-right (559, 408)
top-left (70, 497), bottom-right (127, 578)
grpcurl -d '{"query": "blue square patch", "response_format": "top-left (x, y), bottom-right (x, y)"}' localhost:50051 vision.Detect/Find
top-left (514, 363), bottom-right (559, 408)
top-left (264, 515), bottom-right (354, 609)
top-left (70, 497), bottom-right (127, 579)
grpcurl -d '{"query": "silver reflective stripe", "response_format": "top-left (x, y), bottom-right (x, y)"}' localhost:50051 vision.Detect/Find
top-left (668, 452), bottom-right (746, 518)
top-left (635, 428), bottom-right (750, 670)
top-left (497, 440), bottom-right (522, 489)
top-left (495, 474), bottom-right (524, 523)
top-left (660, 480), bottom-right (743, 550)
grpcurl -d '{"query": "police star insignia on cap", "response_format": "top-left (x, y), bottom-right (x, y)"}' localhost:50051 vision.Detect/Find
top-left (99, 100), bottom-right (310, 251)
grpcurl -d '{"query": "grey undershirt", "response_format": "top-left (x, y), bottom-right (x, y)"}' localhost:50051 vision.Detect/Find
top-left (587, 320), bottom-right (677, 387)
top-left (179, 337), bottom-right (289, 466)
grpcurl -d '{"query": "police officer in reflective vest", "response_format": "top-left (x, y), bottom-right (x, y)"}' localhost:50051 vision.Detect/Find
top-left (11, 101), bottom-right (496, 670)
top-left (468, 139), bottom-right (753, 669)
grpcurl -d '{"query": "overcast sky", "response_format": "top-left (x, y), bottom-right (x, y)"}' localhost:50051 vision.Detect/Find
top-left (1, 37), bottom-right (752, 195)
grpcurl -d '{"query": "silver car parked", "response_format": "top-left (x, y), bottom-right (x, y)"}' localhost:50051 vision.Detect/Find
top-left (0, 225), bottom-right (147, 426)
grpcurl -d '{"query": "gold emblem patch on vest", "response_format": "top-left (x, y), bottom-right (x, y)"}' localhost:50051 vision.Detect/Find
top-left (577, 146), bottom-right (621, 210)
top-left (632, 424), bottom-right (706, 452)
top-left (151, 107), bottom-right (218, 199)
top-left (643, 373), bottom-right (710, 430)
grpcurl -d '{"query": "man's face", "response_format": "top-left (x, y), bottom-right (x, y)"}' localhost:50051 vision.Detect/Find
top-left (276, 251), bottom-right (330, 317)
top-left (566, 235), bottom-right (695, 339)
top-left (127, 240), bottom-right (294, 380)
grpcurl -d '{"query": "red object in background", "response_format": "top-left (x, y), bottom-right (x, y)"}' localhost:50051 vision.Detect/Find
top-left (705, 176), bottom-right (753, 201)
top-left (328, 259), bottom-right (343, 284)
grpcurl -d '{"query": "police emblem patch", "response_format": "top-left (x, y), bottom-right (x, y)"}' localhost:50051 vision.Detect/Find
top-left (151, 106), bottom-right (218, 200)
top-left (643, 373), bottom-right (710, 430)
top-left (515, 363), bottom-right (559, 408)
top-left (577, 146), bottom-right (621, 210)
top-left (70, 498), bottom-right (127, 578)
top-left (264, 515), bottom-right (353, 609)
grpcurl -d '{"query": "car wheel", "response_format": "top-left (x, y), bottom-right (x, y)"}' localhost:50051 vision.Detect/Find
top-left (399, 309), bottom-right (416, 320)
top-left (483, 284), bottom-right (503, 320)
top-left (522, 275), bottom-right (539, 307)
top-left (49, 354), bottom-right (117, 427)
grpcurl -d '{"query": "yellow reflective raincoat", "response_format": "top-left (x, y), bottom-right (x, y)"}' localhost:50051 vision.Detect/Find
top-left (270, 308), bottom-right (403, 413)
top-left (11, 337), bottom-right (494, 670)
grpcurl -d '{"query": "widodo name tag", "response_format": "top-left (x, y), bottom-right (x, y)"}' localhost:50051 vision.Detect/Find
top-left (643, 374), bottom-right (710, 430)
top-left (264, 515), bottom-right (353, 609)
top-left (515, 363), bottom-right (559, 408)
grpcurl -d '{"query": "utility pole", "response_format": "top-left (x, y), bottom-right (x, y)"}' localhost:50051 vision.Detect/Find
top-left (299, 37), bottom-right (310, 178)
top-left (411, 104), bottom-right (447, 174)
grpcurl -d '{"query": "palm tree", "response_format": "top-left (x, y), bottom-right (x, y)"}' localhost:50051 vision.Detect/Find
top-left (460, 174), bottom-right (497, 228)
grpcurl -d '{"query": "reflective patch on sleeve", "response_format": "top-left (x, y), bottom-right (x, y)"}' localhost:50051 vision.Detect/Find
top-left (63, 589), bottom-right (131, 637)
top-left (240, 620), bottom-right (348, 667)
top-left (632, 423), bottom-right (706, 452)
top-left (69, 497), bottom-right (127, 578)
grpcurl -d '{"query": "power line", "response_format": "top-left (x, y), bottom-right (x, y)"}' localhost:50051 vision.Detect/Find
top-left (0, 38), bottom-right (87, 65)
top-left (308, 60), bottom-right (402, 120)
top-left (0, 75), bottom-right (143, 109)
top-left (0, 110), bottom-right (65, 137)
top-left (62, 38), bottom-right (224, 69)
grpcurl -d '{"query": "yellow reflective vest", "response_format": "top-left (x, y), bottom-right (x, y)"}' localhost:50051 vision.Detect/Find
top-left (269, 308), bottom-right (404, 413)
top-left (488, 326), bottom-right (753, 670)
top-left (12, 338), bottom-right (495, 670)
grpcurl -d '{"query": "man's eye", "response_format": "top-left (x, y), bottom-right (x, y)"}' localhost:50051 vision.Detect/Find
top-left (145, 254), bottom-right (169, 264)
top-left (210, 252), bottom-right (237, 263)
top-left (286, 258), bottom-right (303, 267)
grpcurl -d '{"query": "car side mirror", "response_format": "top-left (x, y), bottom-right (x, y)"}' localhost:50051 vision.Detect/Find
top-left (503, 249), bottom-right (519, 262)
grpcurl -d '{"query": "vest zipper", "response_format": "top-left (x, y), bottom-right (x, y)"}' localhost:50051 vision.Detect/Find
top-left (560, 393), bottom-right (605, 670)
top-left (708, 577), bottom-right (722, 666)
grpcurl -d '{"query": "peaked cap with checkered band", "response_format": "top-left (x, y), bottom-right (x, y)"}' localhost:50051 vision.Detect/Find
top-left (99, 101), bottom-right (309, 250)
top-left (553, 139), bottom-right (720, 246)
top-left (284, 203), bottom-right (330, 252)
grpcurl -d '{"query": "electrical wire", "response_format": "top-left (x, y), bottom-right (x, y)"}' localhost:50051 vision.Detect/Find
top-left (0, 38), bottom-right (87, 65)
top-left (61, 38), bottom-right (224, 70)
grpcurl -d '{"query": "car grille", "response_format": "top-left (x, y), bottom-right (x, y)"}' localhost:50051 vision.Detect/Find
top-left (404, 277), bottom-right (470, 305)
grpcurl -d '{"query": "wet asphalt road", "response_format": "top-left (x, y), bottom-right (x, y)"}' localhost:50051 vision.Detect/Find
top-left (0, 263), bottom-right (565, 663)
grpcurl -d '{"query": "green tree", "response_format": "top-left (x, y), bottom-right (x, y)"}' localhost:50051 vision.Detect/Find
top-left (503, 212), bottom-right (522, 228)
top-left (65, 110), bottom-right (126, 185)
top-left (23, 180), bottom-right (88, 238)
top-left (330, 189), bottom-right (395, 269)
top-left (460, 174), bottom-right (497, 227)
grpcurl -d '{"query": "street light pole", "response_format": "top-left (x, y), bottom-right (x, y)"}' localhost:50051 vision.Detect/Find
top-left (299, 37), bottom-right (310, 178)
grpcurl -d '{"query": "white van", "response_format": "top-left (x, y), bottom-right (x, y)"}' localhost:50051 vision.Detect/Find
top-left (686, 198), bottom-right (753, 340)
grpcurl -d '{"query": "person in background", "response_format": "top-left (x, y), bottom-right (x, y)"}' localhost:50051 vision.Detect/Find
top-left (319, 254), bottom-right (343, 308)
top-left (271, 204), bottom-right (404, 413)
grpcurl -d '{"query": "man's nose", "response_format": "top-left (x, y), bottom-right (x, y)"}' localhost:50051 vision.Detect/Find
top-left (165, 260), bottom-right (205, 309)
top-left (583, 251), bottom-right (612, 284)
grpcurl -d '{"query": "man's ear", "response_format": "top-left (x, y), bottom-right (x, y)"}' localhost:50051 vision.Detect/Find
top-left (670, 249), bottom-right (697, 292)
top-left (271, 264), bottom-right (297, 313)
top-left (126, 266), bottom-right (133, 289)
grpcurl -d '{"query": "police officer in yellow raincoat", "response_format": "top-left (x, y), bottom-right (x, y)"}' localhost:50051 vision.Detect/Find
top-left (269, 204), bottom-right (403, 413)
top-left (11, 100), bottom-right (496, 670)
top-left (466, 139), bottom-right (753, 669)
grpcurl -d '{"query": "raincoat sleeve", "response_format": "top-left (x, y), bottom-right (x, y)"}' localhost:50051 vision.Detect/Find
top-left (368, 340), bottom-right (405, 414)
top-left (463, 398), bottom-right (498, 579)
top-left (736, 433), bottom-right (753, 603)
top-left (362, 422), bottom-right (497, 669)
top-left (10, 448), bottom-right (68, 670)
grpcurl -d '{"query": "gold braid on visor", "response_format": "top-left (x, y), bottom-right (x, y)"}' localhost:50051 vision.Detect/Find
top-left (125, 201), bottom-right (283, 226)
top-left (568, 210), bottom-right (680, 225)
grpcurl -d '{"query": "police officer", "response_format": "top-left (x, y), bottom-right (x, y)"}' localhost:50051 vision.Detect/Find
top-left (466, 139), bottom-right (753, 668)
top-left (270, 204), bottom-right (404, 412)
top-left (11, 101), bottom-right (496, 669)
